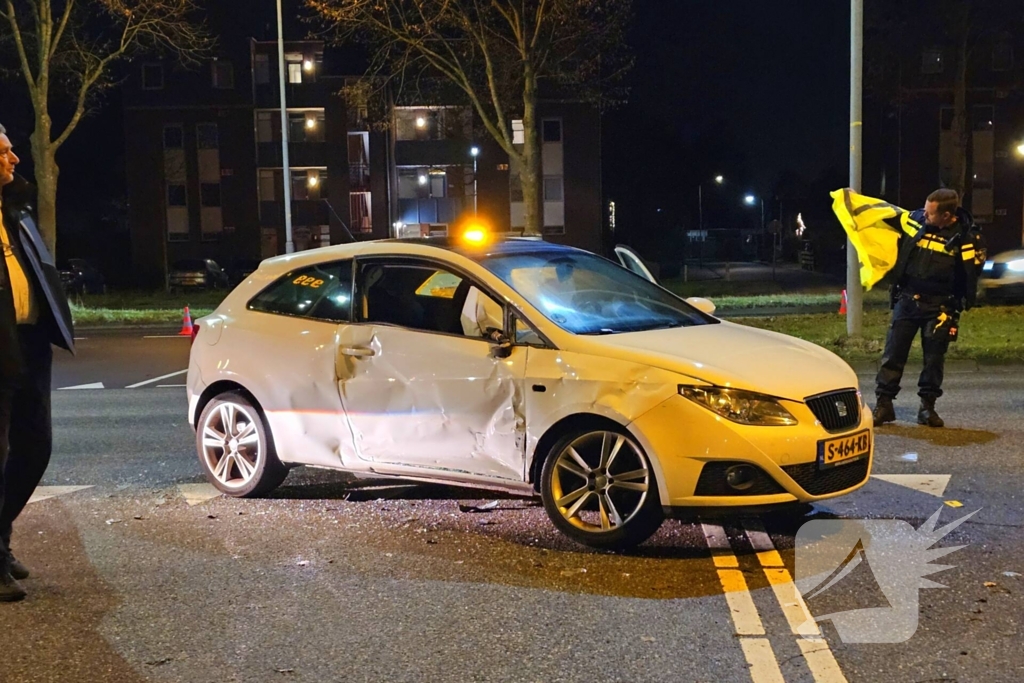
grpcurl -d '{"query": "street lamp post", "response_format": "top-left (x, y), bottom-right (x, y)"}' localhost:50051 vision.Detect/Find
top-left (275, 0), bottom-right (294, 254)
top-left (698, 175), bottom-right (724, 268)
top-left (470, 146), bottom-right (480, 215)
top-left (745, 194), bottom-right (775, 280)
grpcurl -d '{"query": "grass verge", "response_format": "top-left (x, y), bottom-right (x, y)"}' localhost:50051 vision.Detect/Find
top-left (732, 305), bottom-right (1024, 363)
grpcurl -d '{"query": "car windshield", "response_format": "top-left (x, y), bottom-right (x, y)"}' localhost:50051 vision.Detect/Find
top-left (479, 250), bottom-right (717, 335)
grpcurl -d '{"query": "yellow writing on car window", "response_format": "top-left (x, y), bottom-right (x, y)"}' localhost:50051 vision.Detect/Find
top-left (293, 275), bottom-right (325, 288)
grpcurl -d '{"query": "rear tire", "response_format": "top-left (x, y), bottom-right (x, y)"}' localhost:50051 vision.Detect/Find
top-left (540, 424), bottom-right (663, 550)
top-left (196, 392), bottom-right (288, 497)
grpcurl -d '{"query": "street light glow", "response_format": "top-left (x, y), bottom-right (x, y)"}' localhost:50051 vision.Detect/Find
top-left (715, 175), bottom-right (724, 184)
top-left (470, 146), bottom-right (480, 157)
top-left (1016, 142), bottom-right (1024, 156)
top-left (745, 195), bottom-right (756, 205)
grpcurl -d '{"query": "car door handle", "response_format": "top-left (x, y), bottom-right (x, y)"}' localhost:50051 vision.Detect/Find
top-left (340, 346), bottom-right (376, 358)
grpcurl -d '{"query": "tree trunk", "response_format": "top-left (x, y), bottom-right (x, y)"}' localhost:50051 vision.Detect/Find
top-left (520, 65), bottom-right (543, 237)
top-left (949, 33), bottom-right (969, 197)
top-left (29, 112), bottom-right (59, 257)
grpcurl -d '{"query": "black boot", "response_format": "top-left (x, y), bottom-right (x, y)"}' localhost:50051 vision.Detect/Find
top-left (873, 396), bottom-right (896, 426)
top-left (917, 397), bottom-right (944, 428)
top-left (0, 571), bottom-right (27, 602)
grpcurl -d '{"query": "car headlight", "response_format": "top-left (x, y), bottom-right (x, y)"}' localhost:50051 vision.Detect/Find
top-left (1007, 259), bottom-right (1024, 273)
top-left (679, 385), bottom-right (798, 426)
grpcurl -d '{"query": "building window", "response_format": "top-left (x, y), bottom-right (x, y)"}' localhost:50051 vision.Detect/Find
top-left (285, 53), bottom-right (303, 84)
top-left (543, 176), bottom-right (564, 202)
top-left (200, 183), bottom-right (221, 207)
top-left (142, 64), bottom-right (164, 90)
top-left (940, 107), bottom-right (954, 131)
top-left (348, 132), bottom-right (370, 191)
top-left (254, 54), bottom-right (270, 84)
top-left (167, 184), bottom-right (187, 206)
top-left (197, 123), bottom-right (219, 149)
top-left (922, 49), bottom-right (944, 74)
top-left (256, 111), bottom-right (274, 143)
top-left (542, 119), bottom-right (562, 143)
top-left (163, 125), bottom-right (184, 149)
top-left (993, 43), bottom-right (1013, 71)
top-left (350, 191), bottom-right (372, 232)
top-left (972, 105), bottom-right (994, 131)
top-left (258, 169), bottom-right (279, 202)
top-left (211, 60), bottom-right (234, 89)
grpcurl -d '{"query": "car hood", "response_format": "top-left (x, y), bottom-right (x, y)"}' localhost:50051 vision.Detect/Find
top-left (991, 249), bottom-right (1024, 264)
top-left (583, 321), bottom-right (858, 401)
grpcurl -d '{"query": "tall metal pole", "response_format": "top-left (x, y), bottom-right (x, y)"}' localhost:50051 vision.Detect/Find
top-left (276, 0), bottom-right (294, 254)
top-left (847, 0), bottom-right (864, 335)
top-left (698, 183), bottom-right (704, 268)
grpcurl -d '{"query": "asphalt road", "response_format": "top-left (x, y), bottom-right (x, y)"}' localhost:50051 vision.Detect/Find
top-left (0, 333), bottom-right (1021, 682)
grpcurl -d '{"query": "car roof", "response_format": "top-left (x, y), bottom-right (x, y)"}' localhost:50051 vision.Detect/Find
top-left (258, 236), bottom-right (589, 273)
top-left (388, 236), bottom-right (586, 260)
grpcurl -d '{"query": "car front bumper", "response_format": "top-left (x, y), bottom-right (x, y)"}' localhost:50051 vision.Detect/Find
top-left (629, 393), bottom-right (874, 508)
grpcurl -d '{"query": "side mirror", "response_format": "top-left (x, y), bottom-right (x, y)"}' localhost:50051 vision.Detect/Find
top-left (485, 327), bottom-right (513, 358)
top-left (686, 297), bottom-right (717, 316)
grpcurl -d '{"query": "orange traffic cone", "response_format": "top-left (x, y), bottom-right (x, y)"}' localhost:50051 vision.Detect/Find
top-left (838, 290), bottom-right (848, 315)
top-left (178, 305), bottom-right (194, 336)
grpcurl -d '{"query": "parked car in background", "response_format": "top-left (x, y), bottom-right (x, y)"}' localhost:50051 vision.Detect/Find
top-left (58, 258), bottom-right (106, 295)
top-left (169, 258), bottom-right (230, 290)
top-left (980, 248), bottom-right (1024, 303)
top-left (228, 258), bottom-right (263, 287)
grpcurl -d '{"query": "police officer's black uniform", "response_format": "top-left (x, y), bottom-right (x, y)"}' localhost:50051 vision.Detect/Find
top-left (874, 206), bottom-right (983, 427)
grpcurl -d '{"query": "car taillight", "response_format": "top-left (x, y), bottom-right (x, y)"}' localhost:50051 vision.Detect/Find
top-left (191, 322), bottom-right (200, 345)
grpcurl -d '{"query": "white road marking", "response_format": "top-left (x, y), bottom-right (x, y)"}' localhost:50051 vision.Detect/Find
top-left (743, 520), bottom-right (849, 683)
top-left (28, 485), bottom-right (94, 504)
top-left (871, 474), bottom-right (951, 497)
top-left (126, 369), bottom-right (187, 389)
top-left (143, 335), bottom-right (189, 339)
top-left (57, 382), bottom-right (105, 390)
top-left (177, 483), bottom-right (221, 506)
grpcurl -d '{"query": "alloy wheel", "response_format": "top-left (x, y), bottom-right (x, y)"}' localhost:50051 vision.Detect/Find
top-left (549, 430), bottom-right (651, 533)
top-left (200, 401), bottom-right (262, 490)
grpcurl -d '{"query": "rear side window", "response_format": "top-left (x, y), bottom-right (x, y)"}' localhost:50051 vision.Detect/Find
top-left (248, 261), bottom-right (353, 322)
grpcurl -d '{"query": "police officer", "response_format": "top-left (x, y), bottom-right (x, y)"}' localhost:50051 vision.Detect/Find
top-left (873, 188), bottom-right (983, 428)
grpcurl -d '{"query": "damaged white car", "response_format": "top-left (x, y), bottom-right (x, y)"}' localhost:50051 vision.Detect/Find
top-left (187, 237), bottom-right (873, 550)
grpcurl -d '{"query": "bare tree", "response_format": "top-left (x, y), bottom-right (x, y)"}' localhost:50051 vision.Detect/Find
top-left (1, 0), bottom-right (211, 255)
top-left (307, 0), bottom-right (632, 236)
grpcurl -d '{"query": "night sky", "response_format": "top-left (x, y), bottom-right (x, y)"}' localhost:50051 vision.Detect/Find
top-left (0, 0), bottom-right (852, 258)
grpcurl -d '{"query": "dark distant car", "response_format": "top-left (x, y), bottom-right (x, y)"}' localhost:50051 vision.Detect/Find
top-left (228, 258), bottom-right (263, 286)
top-left (58, 258), bottom-right (106, 295)
top-left (169, 258), bottom-right (229, 290)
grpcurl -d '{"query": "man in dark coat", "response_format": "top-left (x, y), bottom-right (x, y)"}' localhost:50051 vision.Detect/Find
top-left (0, 123), bottom-right (75, 602)
top-left (873, 188), bottom-right (983, 429)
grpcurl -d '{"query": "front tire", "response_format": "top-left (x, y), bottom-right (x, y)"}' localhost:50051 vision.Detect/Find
top-left (540, 425), bottom-right (664, 550)
top-left (196, 392), bottom-right (288, 497)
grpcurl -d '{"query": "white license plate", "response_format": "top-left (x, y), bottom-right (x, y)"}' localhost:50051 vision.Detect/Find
top-left (817, 429), bottom-right (871, 469)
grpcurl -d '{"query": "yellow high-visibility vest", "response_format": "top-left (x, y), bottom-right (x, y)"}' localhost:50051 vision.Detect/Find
top-left (830, 188), bottom-right (921, 290)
